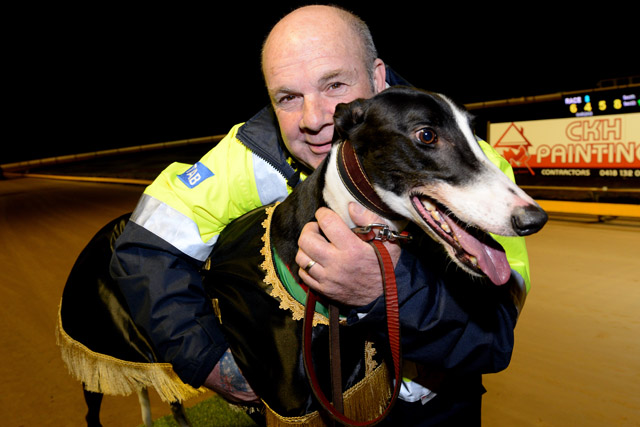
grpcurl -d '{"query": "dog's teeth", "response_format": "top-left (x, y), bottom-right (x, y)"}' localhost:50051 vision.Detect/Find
top-left (422, 199), bottom-right (436, 212)
top-left (430, 210), bottom-right (441, 222)
top-left (441, 222), bottom-right (451, 234)
top-left (469, 256), bottom-right (478, 266)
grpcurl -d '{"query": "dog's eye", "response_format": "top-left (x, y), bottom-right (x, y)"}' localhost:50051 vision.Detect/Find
top-left (416, 128), bottom-right (437, 145)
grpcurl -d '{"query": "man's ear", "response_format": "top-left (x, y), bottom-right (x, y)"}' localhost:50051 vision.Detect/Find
top-left (333, 99), bottom-right (367, 140)
top-left (371, 58), bottom-right (387, 94)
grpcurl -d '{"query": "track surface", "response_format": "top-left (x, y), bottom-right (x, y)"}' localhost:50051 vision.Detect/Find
top-left (1, 177), bottom-right (638, 426)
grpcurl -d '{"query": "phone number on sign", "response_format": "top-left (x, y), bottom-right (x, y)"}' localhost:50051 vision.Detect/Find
top-left (598, 169), bottom-right (640, 177)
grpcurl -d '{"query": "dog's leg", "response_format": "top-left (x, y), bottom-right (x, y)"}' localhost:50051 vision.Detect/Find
top-left (82, 384), bottom-right (103, 427)
top-left (170, 401), bottom-right (193, 427)
top-left (137, 387), bottom-right (153, 427)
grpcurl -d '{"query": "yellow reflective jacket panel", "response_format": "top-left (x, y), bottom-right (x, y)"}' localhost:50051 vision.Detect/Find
top-left (479, 138), bottom-right (532, 294)
top-left (131, 123), bottom-right (296, 262)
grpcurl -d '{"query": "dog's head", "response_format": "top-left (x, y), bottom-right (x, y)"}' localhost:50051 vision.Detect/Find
top-left (331, 86), bottom-right (547, 285)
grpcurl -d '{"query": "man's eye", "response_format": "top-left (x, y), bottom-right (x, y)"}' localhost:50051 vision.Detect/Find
top-left (278, 94), bottom-right (297, 104)
top-left (328, 82), bottom-right (345, 90)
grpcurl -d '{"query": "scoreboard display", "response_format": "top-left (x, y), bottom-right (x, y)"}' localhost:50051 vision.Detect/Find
top-left (564, 88), bottom-right (639, 117)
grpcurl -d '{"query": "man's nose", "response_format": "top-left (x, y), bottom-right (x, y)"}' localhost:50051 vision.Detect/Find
top-left (300, 95), bottom-right (332, 132)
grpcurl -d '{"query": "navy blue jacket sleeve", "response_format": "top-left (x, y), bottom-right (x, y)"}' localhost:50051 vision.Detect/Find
top-left (348, 234), bottom-right (519, 379)
top-left (110, 221), bottom-right (228, 388)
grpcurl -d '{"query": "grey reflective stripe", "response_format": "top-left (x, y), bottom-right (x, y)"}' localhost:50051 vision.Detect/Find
top-left (130, 193), bottom-right (217, 262)
top-left (253, 154), bottom-right (289, 205)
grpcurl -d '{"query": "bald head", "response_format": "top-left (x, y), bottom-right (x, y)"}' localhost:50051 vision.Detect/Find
top-left (262, 5), bottom-right (378, 87)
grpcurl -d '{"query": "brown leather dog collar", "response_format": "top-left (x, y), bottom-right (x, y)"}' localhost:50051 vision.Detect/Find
top-left (336, 140), bottom-right (404, 221)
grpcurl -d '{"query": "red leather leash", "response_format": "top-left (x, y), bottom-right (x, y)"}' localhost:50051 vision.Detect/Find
top-left (302, 231), bottom-right (404, 426)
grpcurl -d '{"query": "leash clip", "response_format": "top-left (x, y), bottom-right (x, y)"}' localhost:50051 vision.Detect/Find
top-left (352, 223), bottom-right (412, 243)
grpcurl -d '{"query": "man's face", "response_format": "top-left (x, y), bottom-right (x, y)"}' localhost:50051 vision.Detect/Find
top-left (263, 26), bottom-right (385, 170)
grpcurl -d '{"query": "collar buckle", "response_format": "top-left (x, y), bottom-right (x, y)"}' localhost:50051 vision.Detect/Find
top-left (352, 223), bottom-right (412, 243)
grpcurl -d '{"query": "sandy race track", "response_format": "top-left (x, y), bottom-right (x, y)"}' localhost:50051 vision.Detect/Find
top-left (0, 178), bottom-right (214, 426)
top-left (1, 177), bottom-right (638, 426)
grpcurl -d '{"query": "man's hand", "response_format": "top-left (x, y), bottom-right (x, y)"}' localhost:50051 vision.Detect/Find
top-left (296, 203), bottom-right (402, 307)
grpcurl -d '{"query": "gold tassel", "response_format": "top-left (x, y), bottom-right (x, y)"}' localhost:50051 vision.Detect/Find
top-left (55, 302), bottom-right (207, 403)
top-left (263, 361), bottom-right (392, 426)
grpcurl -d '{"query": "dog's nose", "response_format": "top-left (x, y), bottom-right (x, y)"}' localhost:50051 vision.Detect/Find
top-left (511, 205), bottom-right (549, 236)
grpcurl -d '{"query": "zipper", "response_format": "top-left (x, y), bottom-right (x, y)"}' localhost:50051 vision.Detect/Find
top-left (235, 105), bottom-right (300, 188)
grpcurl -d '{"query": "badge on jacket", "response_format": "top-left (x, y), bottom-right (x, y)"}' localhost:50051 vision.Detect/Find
top-left (178, 162), bottom-right (214, 188)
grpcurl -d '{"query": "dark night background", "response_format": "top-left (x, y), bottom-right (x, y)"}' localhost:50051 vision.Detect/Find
top-left (5, 2), bottom-right (637, 164)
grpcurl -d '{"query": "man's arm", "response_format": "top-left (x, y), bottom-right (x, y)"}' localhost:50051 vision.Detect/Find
top-left (110, 221), bottom-right (227, 388)
top-left (111, 223), bottom-right (260, 403)
top-left (110, 125), bottom-right (278, 389)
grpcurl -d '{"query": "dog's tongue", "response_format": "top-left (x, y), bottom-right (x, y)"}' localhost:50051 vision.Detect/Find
top-left (446, 218), bottom-right (511, 286)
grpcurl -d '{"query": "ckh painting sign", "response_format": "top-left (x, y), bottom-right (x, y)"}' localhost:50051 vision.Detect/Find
top-left (489, 112), bottom-right (640, 187)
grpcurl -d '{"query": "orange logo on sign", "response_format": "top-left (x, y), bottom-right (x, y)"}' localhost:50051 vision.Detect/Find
top-left (494, 123), bottom-right (535, 175)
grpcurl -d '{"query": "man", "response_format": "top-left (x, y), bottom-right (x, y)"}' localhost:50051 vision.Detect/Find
top-left (258, 4), bottom-right (397, 307)
top-left (111, 5), bottom-right (530, 423)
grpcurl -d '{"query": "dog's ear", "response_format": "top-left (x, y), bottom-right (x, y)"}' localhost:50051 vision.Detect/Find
top-left (334, 98), bottom-right (367, 140)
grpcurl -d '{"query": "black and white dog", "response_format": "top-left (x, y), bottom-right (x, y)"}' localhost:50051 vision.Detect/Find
top-left (57, 86), bottom-right (547, 427)
top-left (272, 85), bottom-right (546, 286)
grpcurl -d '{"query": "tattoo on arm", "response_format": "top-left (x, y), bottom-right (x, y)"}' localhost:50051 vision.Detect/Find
top-left (218, 349), bottom-right (252, 392)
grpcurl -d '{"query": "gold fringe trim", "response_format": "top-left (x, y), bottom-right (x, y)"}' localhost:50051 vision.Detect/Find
top-left (263, 361), bottom-right (392, 426)
top-left (259, 205), bottom-right (392, 425)
top-left (364, 341), bottom-right (378, 376)
top-left (55, 301), bottom-right (207, 403)
top-left (261, 204), bottom-right (329, 326)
